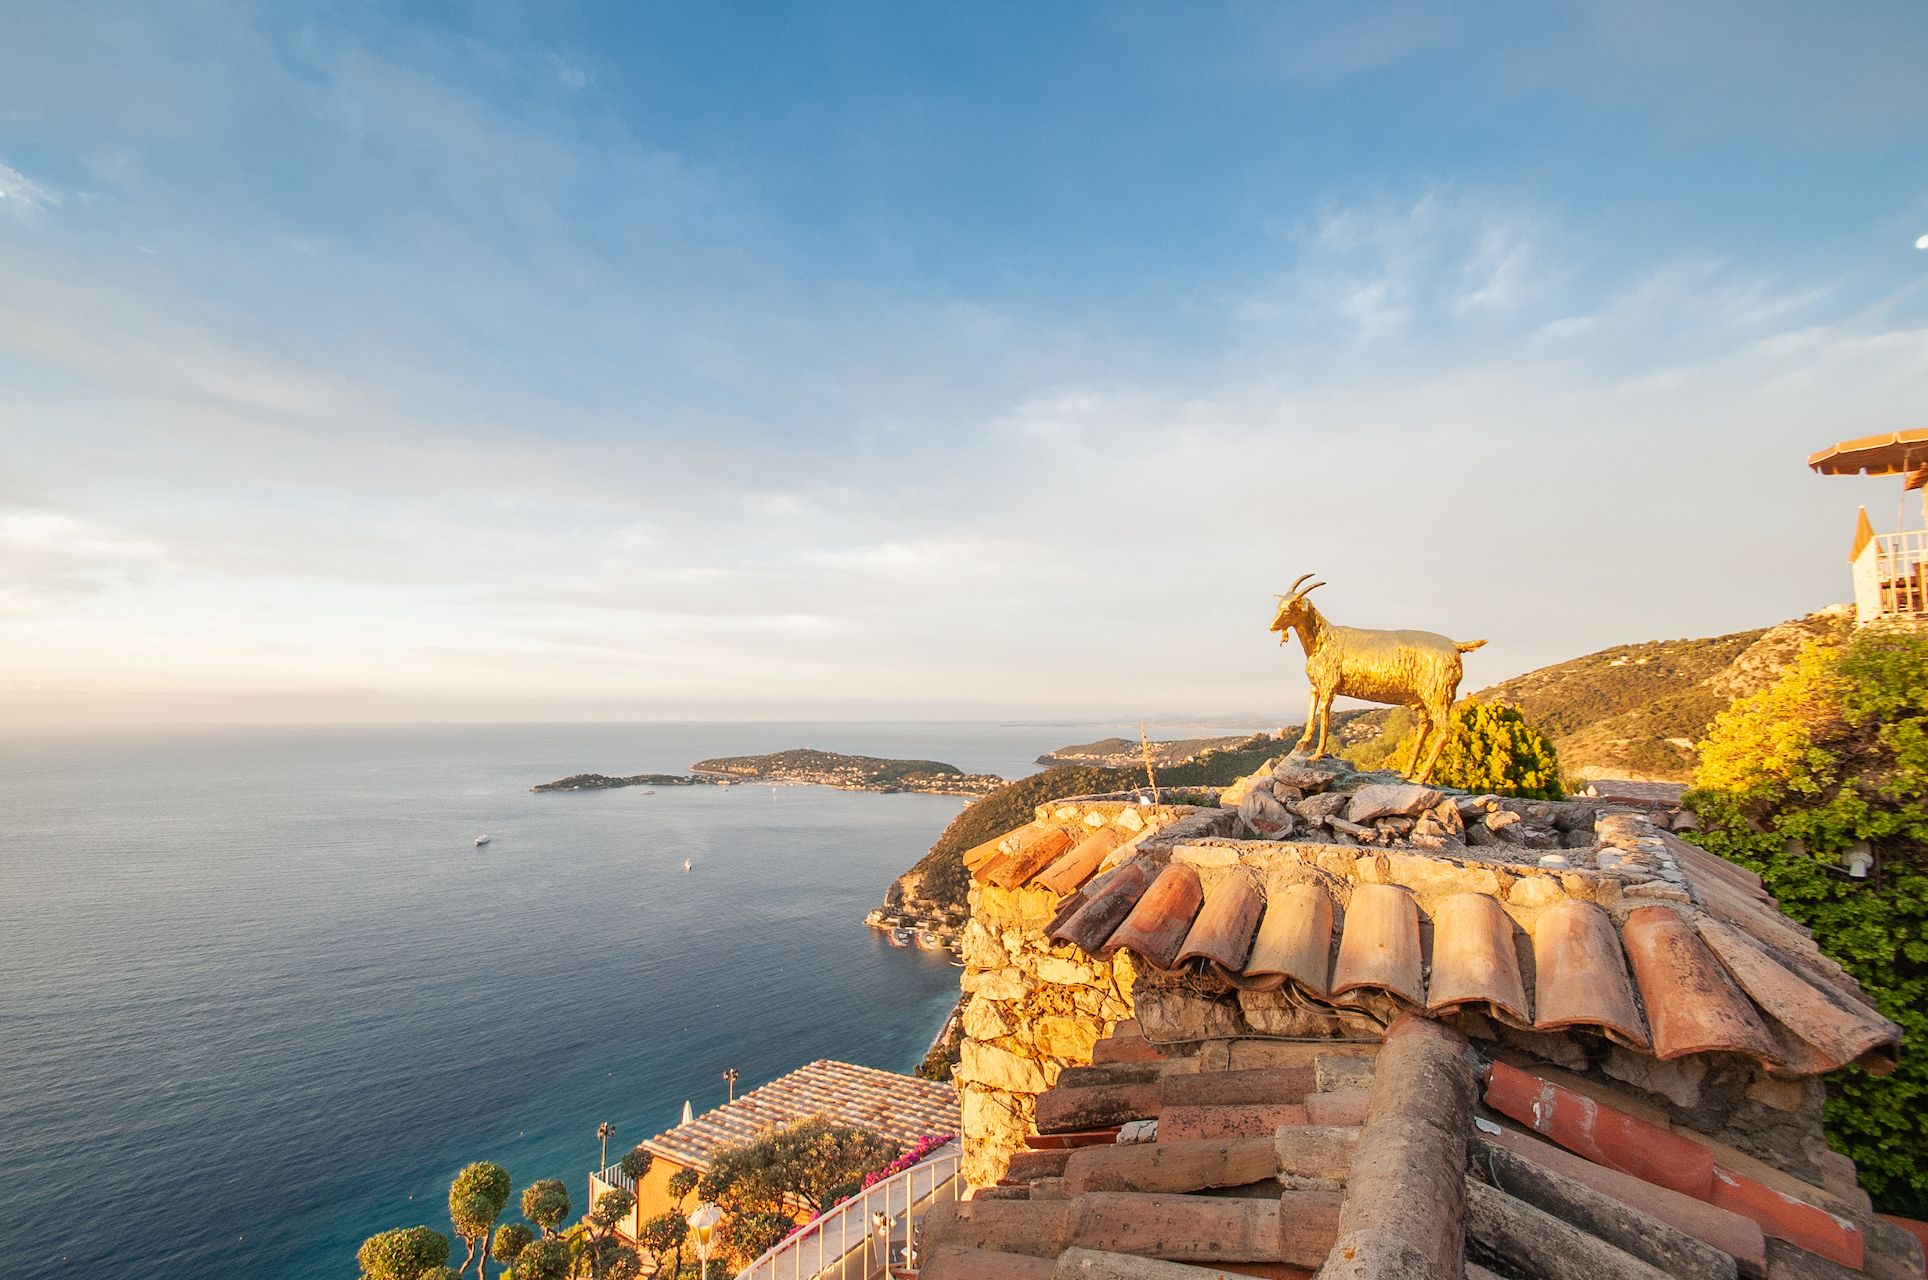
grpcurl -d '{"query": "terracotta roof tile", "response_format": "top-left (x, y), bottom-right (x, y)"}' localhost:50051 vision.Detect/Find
top-left (1243, 880), bottom-right (1336, 996)
top-left (1330, 883), bottom-right (1424, 1006)
top-left (1035, 828), bottom-right (1126, 896)
top-left (1175, 869), bottom-right (1264, 971)
top-left (640, 1059), bottom-right (956, 1170)
top-left (1048, 862), bottom-right (1153, 954)
top-left (1695, 914), bottom-right (1901, 1074)
top-left (1425, 892), bottom-right (1530, 1025)
top-left (1103, 863), bottom-right (1205, 968)
top-left (1622, 906), bottom-right (1780, 1063)
top-left (1530, 899), bottom-right (1650, 1049)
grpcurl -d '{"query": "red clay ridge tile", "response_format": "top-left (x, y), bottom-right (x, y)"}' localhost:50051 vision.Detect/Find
top-left (1483, 1060), bottom-right (1715, 1200)
top-left (1708, 1166), bottom-right (1865, 1269)
top-left (1242, 881), bottom-right (1335, 996)
top-left (1530, 899), bottom-right (1650, 1050)
top-left (1034, 827), bottom-right (1126, 896)
top-left (1177, 869), bottom-right (1265, 970)
top-left (1105, 862), bottom-right (1206, 968)
top-left (1426, 891), bottom-right (1531, 1025)
top-left (1622, 905), bottom-right (1780, 1063)
top-left (985, 827), bottom-right (1075, 889)
top-left (1331, 883), bottom-right (1424, 1006)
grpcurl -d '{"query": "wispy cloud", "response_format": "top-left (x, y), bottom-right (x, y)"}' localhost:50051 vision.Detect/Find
top-left (0, 160), bottom-right (59, 222)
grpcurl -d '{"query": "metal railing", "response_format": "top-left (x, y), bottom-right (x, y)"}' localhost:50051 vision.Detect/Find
top-left (734, 1143), bottom-right (961, 1280)
top-left (1853, 530), bottom-right (1928, 625)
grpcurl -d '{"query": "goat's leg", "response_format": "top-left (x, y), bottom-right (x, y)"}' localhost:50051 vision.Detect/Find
top-left (1311, 688), bottom-right (1336, 758)
top-left (1399, 706), bottom-right (1432, 779)
top-left (1411, 702), bottom-right (1452, 784)
top-left (1292, 686), bottom-right (1322, 755)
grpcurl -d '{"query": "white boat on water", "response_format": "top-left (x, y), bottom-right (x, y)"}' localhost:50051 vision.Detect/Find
top-left (888, 928), bottom-right (912, 947)
top-left (474, 834), bottom-right (492, 847)
top-left (914, 929), bottom-right (946, 951)
top-left (683, 858), bottom-right (693, 873)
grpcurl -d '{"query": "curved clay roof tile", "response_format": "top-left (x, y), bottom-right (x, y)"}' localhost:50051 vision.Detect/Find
top-left (1034, 827), bottom-right (1125, 896)
top-left (1530, 899), bottom-right (1650, 1049)
top-left (1047, 861), bottom-right (1152, 953)
top-left (985, 827), bottom-right (1075, 889)
top-left (1331, 882), bottom-right (1424, 1006)
top-left (1695, 914), bottom-right (1901, 1074)
top-left (1242, 881), bottom-right (1336, 997)
top-left (1622, 906), bottom-right (1779, 1063)
top-left (1174, 869), bottom-right (1264, 970)
top-left (1104, 862), bottom-right (1205, 968)
top-left (1426, 892), bottom-right (1531, 1025)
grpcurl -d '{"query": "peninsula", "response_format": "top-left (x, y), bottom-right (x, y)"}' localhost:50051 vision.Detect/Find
top-left (533, 749), bottom-right (1004, 797)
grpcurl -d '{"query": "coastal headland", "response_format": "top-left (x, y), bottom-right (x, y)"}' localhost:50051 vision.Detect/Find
top-left (533, 747), bottom-right (1005, 797)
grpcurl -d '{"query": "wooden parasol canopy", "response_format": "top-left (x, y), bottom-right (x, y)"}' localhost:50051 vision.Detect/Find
top-left (1808, 428), bottom-right (1928, 478)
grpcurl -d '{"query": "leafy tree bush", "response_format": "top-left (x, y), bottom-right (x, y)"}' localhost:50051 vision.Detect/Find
top-left (704, 1116), bottom-right (899, 1218)
top-left (665, 1167), bottom-right (701, 1202)
top-left (1429, 702), bottom-right (1564, 798)
top-left (1684, 630), bottom-right (1928, 1216)
top-left (508, 1236), bottom-right (570, 1280)
top-left (490, 1224), bottom-right (532, 1267)
top-left (358, 1226), bottom-right (452, 1280)
top-left (1342, 702), bottom-right (1561, 797)
top-left (637, 1212), bottom-right (689, 1273)
top-left (617, 1146), bottom-right (654, 1183)
top-left (448, 1163), bottom-right (512, 1279)
top-left (721, 1210), bottom-right (795, 1266)
top-left (588, 1188), bottom-right (635, 1238)
top-left (580, 1236), bottom-right (644, 1280)
top-left (518, 1180), bottom-right (570, 1239)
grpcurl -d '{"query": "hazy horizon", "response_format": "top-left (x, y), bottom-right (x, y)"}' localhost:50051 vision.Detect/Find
top-left (4, 3), bottom-right (1924, 724)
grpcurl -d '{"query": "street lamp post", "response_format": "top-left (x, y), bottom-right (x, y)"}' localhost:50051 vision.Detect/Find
top-left (687, 1201), bottom-right (724, 1280)
top-left (596, 1121), bottom-right (614, 1171)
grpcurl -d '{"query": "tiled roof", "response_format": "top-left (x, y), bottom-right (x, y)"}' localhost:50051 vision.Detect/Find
top-left (977, 794), bottom-right (1900, 1077)
top-left (920, 1018), bottom-right (1927, 1280)
top-left (640, 1059), bottom-right (958, 1170)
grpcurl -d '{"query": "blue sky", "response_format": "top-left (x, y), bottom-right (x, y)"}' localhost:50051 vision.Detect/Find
top-left (3, 2), bottom-right (1927, 723)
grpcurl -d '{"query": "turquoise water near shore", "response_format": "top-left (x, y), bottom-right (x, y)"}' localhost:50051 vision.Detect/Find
top-left (0, 723), bottom-right (1080, 1280)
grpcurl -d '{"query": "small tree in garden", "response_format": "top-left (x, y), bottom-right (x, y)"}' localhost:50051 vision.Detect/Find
top-left (588, 1187), bottom-right (635, 1240)
top-left (665, 1167), bottom-right (700, 1205)
top-left (508, 1236), bottom-right (569, 1280)
top-left (449, 1163), bottom-right (512, 1280)
top-left (704, 1116), bottom-right (900, 1219)
top-left (721, 1211), bottom-right (795, 1267)
top-left (358, 1226), bottom-right (452, 1280)
top-left (638, 1211), bottom-right (689, 1274)
top-left (518, 1180), bottom-right (571, 1239)
top-left (618, 1146), bottom-right (654, 1184)
top-left (490, 1224), bottom-right (531, 1275)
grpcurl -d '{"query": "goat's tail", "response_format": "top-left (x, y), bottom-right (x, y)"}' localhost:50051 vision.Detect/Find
top-left (1456, 638), bottom-right (1489, 653)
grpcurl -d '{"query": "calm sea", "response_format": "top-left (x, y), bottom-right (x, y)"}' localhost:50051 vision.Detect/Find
top-left (0, 722), bottom-right (1087, 1280)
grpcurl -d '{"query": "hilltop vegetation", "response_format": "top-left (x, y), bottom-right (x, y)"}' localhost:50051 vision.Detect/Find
top-left (1339, 609), bottom-right (1854, 783)
top-left (691, 748), bottom-right (1003, 795)
top-left (1036, 732), bottom-right (1272, 769)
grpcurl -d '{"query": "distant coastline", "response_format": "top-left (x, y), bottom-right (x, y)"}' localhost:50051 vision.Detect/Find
top-left (532, 747), bottom-right (1005, 797)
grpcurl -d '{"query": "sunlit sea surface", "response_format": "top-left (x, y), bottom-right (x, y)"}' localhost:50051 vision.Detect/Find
top-left (0, 722), bottom-right (1098, 1280)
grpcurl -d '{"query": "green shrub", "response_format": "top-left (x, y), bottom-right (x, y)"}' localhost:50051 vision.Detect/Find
top-left (1430, 702), bottom-right (1564, 798)
top-left (1684, 629), bottom-right (1928, 1216)
top-left (357, 1226), bottom-right (451, 1280)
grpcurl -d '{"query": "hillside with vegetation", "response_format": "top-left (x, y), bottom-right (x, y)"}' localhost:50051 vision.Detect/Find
top-left (689, 748), bottom-right (1003, 795)
top-left (1340, 608), bottom-right (1854, 783)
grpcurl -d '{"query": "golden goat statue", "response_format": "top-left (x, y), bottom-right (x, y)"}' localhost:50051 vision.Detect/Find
top-left (1269, 574), bottom-right (1487, 785)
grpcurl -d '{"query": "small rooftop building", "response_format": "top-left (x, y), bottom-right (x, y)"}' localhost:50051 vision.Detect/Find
top-left (918, 759), bottom-right (1922, 1279)
top-left (1810, 427), bottom-right (1928, 626)
top-left (590, 1058), bottom-right (957, 1244)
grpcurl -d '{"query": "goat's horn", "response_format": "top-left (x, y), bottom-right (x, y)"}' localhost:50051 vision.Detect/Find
top-left (1302, 580), bottom-right (1326, 594)
top-left (1286, 572), bottom-right (1317, 596)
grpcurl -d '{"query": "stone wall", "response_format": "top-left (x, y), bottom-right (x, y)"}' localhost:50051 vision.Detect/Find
top-left (953, 800), bottom-right (1230, 1188)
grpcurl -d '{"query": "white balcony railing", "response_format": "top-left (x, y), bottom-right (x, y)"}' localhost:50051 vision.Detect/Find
top-left (1852, 530), bottom-right (1928, 625)
top-left (734, 1143), bottom-right (962, 1280)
